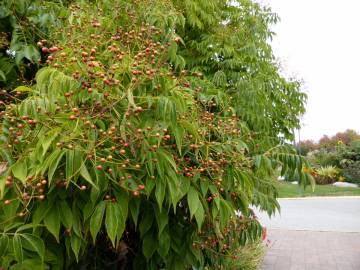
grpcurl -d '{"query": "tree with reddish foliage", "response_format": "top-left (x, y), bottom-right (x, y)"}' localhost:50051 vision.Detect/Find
top-left (317, 130), bottom-right (360, 151)
top-left (296, 139), bottom-right (317, 155)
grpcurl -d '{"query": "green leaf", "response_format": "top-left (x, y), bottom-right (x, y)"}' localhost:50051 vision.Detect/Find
top-left (157, 228), bottom-right (170, 259)
top-left (11, 160), bottom-right (27, 183)
top-left (13, 86), bottom-right (32, 93)
top-left (90, 201), bottom-right (106, 243)
top-left (166, 169), bottom-right (183, 211)
top-left (21, 233), bottom-right (45, 261)
top-left (66, 150), bottom-right (74, 181)
top-left (139, 208), bottom-right (154, 238)
top-left (23, 45), bottom-right (40, 63)
top-left (83, 201), bottom-right (95, 221)
top-left (33, 199), bottom-right (52, 224)
top-left (219, 200), bottom-right (231, 229)
top-left (0, 175), bottom-right (6, 199)
top-left (44, 204), bottom-right (61, 242)
top-left (113, 189), bottom-right (128, 219)
top-left (16, 223), bottom-right (42, 232)
top-left (154, 205), bottom-right (168, 237)
top-left (168, 41), bottom-right (178, 62)
top-left (80, 163), bottom-right (97, 189)
top-left (59, 201), bottom-right (73, 229)
top-left (213, 70), bottom-right (227, 86)
top-left (129, 198), bottom-right (141, 227)
top-left (65, 149), bottom-right (81, 181)
top-left (155, 155), bottom-right (164, 180)
top-left (48, 149), bottom-right (65, 185)
top-left (187, 186), bottom-right (200, 219)
top-left (4, 222), bottom-right (23, 232)
top-left (70, 234), bottom-right (82, 262)
top-left (157, 149), bottom-right (177, 172)
top-left (142, 232), bottom-right (158, 260)
top-left (105, 202), bottom-right (119, 246)
top-left (0, 70), bottom-right (6, 81)
top-left (71, 204), bottom-right (82, 237)
top-left (10, 259), bottom-right (46, 270)
top-left (0, 234), bottom-right (9, 257)
top-left (194, 203), bottom-right (205, 230)
top-left (172, 124), bottom-right (184, 154)
top-left (200, 181), bottom-right (209, 197)
top-left (13, 234), bottom-right (23, 262)
top-left (41, 130), bottom-right (59, 156)
top-left (155, 178), bottom-right (165, 209)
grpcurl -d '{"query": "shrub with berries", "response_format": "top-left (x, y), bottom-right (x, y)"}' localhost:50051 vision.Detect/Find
top-left (0, 1), bottom-right (312, 269)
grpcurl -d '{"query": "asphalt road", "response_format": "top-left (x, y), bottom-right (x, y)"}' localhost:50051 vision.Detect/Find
top-left (255, 197), bottom-right (360, 232)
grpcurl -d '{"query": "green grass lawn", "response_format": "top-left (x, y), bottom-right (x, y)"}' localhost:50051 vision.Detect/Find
top-left (277, 181), bottom-right (360, 198)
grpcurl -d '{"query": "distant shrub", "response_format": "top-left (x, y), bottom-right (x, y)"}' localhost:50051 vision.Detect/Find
top-left (217, 241), bottom-right (265, 270)
top-left (315, 166), bottom-right (339, 185)
top-left (340, 161), bottom-right (360, 184)
top-left (307, 149), bottom-right (339, 168)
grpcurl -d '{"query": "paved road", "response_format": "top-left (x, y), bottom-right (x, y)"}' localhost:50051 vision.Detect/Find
top-left (257, 197), bottom-right (360, 270)
top-left (255, 197), bottom-right (360, 232)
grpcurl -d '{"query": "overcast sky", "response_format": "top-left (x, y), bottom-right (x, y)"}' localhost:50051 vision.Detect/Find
top-left (261, 0), bottom-right (360, 142)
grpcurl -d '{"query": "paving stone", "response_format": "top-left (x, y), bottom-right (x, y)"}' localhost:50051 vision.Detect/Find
top-left (262, 255), bottom-right (277, 265)
top-left (336, 263), bottom-right (354, 270)
top-left (260, 230), bottom-right (360, 270)
top-left (290, 265), bottom-right (306, 270)
top-left (305, 254), bottom-right (320, 264)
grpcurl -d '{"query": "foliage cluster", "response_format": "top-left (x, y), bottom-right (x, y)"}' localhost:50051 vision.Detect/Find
top-left (301, 129), bottom-right (360, 184)
top-left (318, 129), bottom-right (360, 150)
top-left (0, 0), bottom-right (65, 103)
top-left (314, 165), bottom-right (339, 185)
top-left (0, 0), bottom-right (311, 269)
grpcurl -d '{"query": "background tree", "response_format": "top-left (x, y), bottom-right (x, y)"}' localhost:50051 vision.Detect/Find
top-left (170, 0), bottom-right (307, 147)
top-left (296, 139), bottom-right (317, 156)
top-left (317, 129), bottom-right (360, 151)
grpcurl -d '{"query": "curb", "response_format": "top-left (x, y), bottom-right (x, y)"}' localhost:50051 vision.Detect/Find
top-left (278, 196), bottom-right (360, 200)
top-left (267, 228), bottom-right (360, 234)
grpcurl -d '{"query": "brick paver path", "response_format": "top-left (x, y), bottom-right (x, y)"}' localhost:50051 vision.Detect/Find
top-left (261, 229), bottom-right (360, 270)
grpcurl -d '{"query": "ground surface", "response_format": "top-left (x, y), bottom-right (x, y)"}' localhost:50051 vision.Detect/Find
top-left (256, 197), bottom-right (360, 232)
top-left (257, 197), bottom-right (360, 270)
top-left (260, 229), bottom-right (360, 270)
top-left (277, 182), bottom-right (360, 198)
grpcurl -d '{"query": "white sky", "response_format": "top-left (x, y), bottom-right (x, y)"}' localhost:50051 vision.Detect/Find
top-left (261, 0), bottom-right (360, 142)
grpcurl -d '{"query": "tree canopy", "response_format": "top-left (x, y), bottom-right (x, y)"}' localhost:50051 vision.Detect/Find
top-left (0, 1), bottom-right (311, 269)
